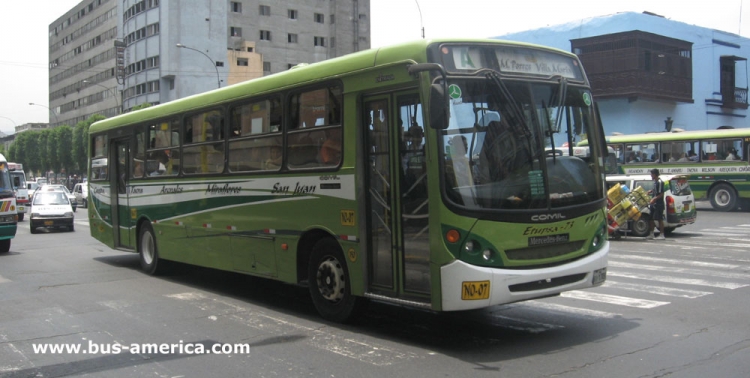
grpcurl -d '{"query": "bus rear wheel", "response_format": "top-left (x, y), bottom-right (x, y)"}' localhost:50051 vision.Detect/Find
top-left (139, 223), bottom-right (167, 275)
top-left (308, 238), bottom-right (364, 323)
top-left (709, 183), bottom-right (737, 212)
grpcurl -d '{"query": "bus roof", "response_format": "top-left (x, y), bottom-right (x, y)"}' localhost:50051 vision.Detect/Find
top-left (90, 38), bottom-right (579, 134)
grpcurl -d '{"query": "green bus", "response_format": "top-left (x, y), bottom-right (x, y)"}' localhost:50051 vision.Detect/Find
top-left (597, 129), bottom-right (750, 211)
top-left (88, 39), bottom-right (610, 322)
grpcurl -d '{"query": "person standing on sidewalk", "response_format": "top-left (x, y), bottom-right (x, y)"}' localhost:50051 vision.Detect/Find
top-left (647, 168), bottom-right (666, 240)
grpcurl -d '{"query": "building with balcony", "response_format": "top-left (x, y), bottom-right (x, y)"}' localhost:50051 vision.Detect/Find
top-left (497, 11), bottom-right (749, 135)
top-left (49, 0), bottom-right (371, 128)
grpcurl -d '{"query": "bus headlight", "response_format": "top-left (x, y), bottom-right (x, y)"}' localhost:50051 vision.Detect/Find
top-left (464, 240), bottom-right (474, 252)
top-left (482, 249), bottom-right (493, 261)
top-left (64, 212), bottom-right (74, 218)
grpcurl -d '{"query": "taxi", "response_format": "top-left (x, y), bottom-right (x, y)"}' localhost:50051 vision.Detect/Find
top-left (29, 189), bottom-right (75, 234)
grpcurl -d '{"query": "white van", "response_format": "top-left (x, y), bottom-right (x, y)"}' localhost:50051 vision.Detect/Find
top-left (73, 183), bottom-right (88, 208)
top-left (606, 174), bottom-right (697, 237)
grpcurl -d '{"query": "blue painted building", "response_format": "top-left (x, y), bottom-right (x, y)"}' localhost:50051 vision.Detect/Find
top-left (496, 12), bottom-right (749, 135)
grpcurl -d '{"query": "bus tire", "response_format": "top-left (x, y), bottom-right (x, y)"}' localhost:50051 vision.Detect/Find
top-left (308, 238), bottom-right (363, 323)
top-left (630, 214), bottom-right (651, 237)
top-left (139, 223), bottom-right (167, 275)
top-left (709, 183), bottom-right (737, 212)
top-left (0, 239), bottom-right (9, 253)
top-left (17, 213), bottom-right (23, 222)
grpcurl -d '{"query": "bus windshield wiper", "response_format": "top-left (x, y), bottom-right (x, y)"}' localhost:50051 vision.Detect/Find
top-left (484, 71), bottom-right (537, 164)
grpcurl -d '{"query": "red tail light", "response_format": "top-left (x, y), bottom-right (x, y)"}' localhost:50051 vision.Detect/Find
top-left (666, 196), bottom-right (675, 214)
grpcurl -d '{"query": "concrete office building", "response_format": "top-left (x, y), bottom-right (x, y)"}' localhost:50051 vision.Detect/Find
top-left (497, 12), bottom-right (749, 135)
top-left (49, 0), bottom-right (371, 128)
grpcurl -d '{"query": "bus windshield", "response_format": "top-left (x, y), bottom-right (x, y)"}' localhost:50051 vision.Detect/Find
top-left (0, 164), bottom-right (14, 197)
top-left (442, 76), bottom-right (602, 210)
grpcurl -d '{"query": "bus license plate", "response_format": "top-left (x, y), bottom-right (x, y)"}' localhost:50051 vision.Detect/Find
top-left (461, 280), bottom-right (490, 300)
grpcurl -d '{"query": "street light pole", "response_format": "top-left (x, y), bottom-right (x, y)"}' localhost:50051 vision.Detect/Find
top-left (29, 103), bottom-right (59, 125)
top-left (414, 0), bottom-right (425, 39)
top-left (176, 43), bottom-right (221, 88)
top-left (83, 80), bottom-right (122, 115)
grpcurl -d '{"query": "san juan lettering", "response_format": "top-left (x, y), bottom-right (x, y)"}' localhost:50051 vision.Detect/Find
top-left (271, 182), bottom-right (317, 195)
top-left (205, 183), bottom-right (242, 195)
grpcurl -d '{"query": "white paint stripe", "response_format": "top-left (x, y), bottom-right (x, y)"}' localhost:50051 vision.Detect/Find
top-left (608, 271), bottom-right (748, 289)
top-left (609, 261), bottom-right (750, 280)
top-left (561, 291), bottom-right (669, 308)
top-left (610, 254), bottom-right (742, 270)
top-left (603, 281), bottom-right (712, 299)
top-left (0, 275), bottom-right (10, 284)
top-left (520, 301), bottom-right (621, 319)
top-left (690, 231), bottom-right (750, 237)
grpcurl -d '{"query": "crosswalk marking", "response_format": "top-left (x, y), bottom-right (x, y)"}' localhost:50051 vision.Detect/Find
top-left (607, 271), bottom-right (748, 289)
top-left (609, 261), bottom-right (750, 280)
top-left (561, 291), bottom-right (669, 308)
top-left (611, 254), bottom-right (742, 270)
top-left (602, 281), bottom-right (712, 299)
top-left (521, 301), bottom-right (621, 318)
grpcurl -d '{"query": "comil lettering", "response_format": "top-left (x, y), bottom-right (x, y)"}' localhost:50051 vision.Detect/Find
top-left (531, 213), bottom-right (566, 221)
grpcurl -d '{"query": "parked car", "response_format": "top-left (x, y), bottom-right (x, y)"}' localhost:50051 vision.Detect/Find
top-left (27, 181), bottom-right (40, 202)
top-left (73, 183), bottom-right (88, 208)
top-left (38, 184), bottom-right (77, 212)
top-left (606, 174), bottom-right (697, 237)
top-left (29, 190), bottom-right (75, 234)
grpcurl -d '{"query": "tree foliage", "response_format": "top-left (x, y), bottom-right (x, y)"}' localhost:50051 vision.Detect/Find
top-left (8, 114), bottom-right (105, 179)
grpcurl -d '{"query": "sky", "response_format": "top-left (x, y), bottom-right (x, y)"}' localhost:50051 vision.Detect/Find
top-left (1, 0), bottom-right (748, 135)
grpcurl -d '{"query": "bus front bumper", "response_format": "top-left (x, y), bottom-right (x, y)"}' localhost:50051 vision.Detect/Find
top-left (440, 242), bottom-right (609, 311)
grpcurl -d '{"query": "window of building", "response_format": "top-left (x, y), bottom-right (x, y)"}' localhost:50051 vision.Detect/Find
top-left (231, 1), bottom-right (242, 13)
top-left (259, 5), bottom-right (270, 16)
top-left (263, 61), bottom-right (271, 72)
top-left (359, 14), bottom-right (367, 20)
top-left (260, 30), bottom-right (271, 41)
top-left (288, 33), bottom-right (298, 43)
top-left (314, 13), bottom-right (324, 23)
top-left (247, 47), bottom-right (253, 52)
top-left (230, 27), bottom-right (242, 37)
top-left (330, 37), bottom-right (335, 48)
top-left (237, 58), bottom-right (248, 66)
top-left (330, 14), bottom-right (335, 24)
top-left (216, 61), bottom-right (224, 67)
top-left (314, 36), bottom-right (326, 47)
top-left (288, 9), bottom-right (297, 19)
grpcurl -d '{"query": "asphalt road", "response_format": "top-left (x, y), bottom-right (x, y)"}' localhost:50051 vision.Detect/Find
top-left (1, 201), bottom-right (749, 378)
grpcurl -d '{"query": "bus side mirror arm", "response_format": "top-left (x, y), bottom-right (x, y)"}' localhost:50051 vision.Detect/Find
top-left (408, 63), bottom-right (450, 130)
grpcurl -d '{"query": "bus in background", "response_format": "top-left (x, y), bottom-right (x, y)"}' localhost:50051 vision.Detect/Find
top-left (0, 154), bottom-right (18, 252)
top-left (8, 162), bottom-right (28, 221)
top-left (598, 129), bottom-right (750, 211)
top-left (88, 39), bottom-right (610, 322)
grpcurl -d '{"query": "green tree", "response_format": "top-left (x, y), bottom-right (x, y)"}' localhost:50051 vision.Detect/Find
top-left (132, 102), bottom-right (152, 111)
top-left (38, 129), bottom-right (50, 177)
top-left (56, 125), bottom-right (74, 178)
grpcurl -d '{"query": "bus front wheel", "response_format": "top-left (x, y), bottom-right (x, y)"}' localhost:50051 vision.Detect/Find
top-left (308, 238), bottom-right (364, 323)
top-left (709, 183), bottom-right (737, 212)
top-left (139, 223), bottom-right (167, 275)
top-left (0, 239), bottom-right (9, 253)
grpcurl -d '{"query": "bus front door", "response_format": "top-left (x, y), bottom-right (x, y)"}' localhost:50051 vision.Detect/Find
top-left (112, 139), bottom-right (133, 249)
top-left (364, 93), bottom-right (431, 302)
